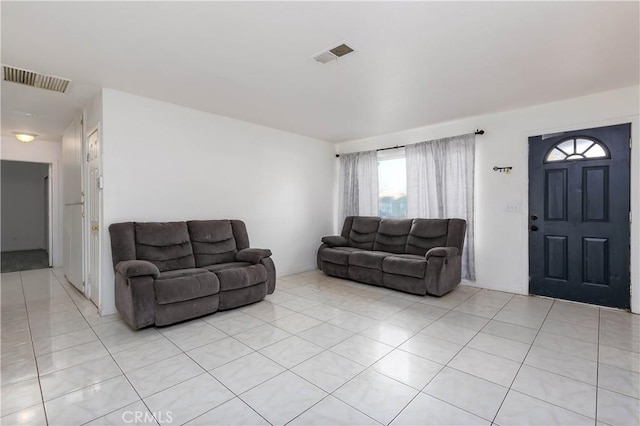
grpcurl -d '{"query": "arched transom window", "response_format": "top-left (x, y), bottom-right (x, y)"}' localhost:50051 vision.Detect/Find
top-left (545, 137), bottom-right (609, 163)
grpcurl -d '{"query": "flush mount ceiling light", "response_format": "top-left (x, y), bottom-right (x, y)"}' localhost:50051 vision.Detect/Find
top-left (313, 42), bottom-right (356, 64)
top-left (14, 133), bottom-right (37, 143)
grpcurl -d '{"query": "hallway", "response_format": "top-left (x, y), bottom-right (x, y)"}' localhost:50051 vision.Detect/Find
top-left (1, 250), bottom-right (49, 273)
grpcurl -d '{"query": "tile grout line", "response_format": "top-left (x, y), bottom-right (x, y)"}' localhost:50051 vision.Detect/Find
top-left (30, 328), bottom-right (100, 359)
top-left (288, 360), bottom-right (390, 425)
top-left (594, 307), bottom-right (601, 425)
top-left (19, 271), bottom-right (51, 425)
top-left (387, 292), bottom-right (517, 425)
top-left (196, 283), bottom-right (444, 425)
top-left (10, 272), bottom-right (340, 422)
top-left (181, 346), bottom-right (273, 426)
top-left (333, 289), bottom-right (485, 425)
top-left (10, 271), bottom-right (630, 425)
top-left (163, 291), bottom-right (371, 425)
top-left (384, 369), bottom-right (447, 426)
top-left (217, 319), bottom-right (385, 425)
top-left (80, 379), bottom-right (161, 426)
top-left (47, 271), bottom-right (121, 424)
top-left (209, 313), bottom-right (349, 425)
top-left (5, 270), bottom-right (50, 424)
top-left (486, 298), bottom-right (601, 424)
top-left (51, 269), bottom-right (162, 426)
top-left (487, 297), bottom-right (554, 425)
top-left (285, 393), bottom-right (382, 426)
top-left (85, 337), bottom-right (161, 425)
top-left (92, 302), bottom-right (329, 425)
top-left (114, 321), bottom-right (255, 425)
top-left (376, 290), bottom-right (490, 424)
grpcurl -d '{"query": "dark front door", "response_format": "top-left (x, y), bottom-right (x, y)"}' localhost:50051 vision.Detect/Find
top-left (529, 123), bottom-right (631, 309)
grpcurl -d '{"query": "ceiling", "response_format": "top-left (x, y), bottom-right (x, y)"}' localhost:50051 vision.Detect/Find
top-left (2, 2), bottom-right (638, 143)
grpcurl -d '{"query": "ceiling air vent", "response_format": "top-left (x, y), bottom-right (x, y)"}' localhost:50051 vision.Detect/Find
top-left (3, 65), bottom-right (71, 93)
top-left (313, 42), bottom-right (355, 64)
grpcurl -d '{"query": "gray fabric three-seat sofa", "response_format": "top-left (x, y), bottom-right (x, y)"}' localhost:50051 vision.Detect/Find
top-left (318, 216), bottom-right (466, 296)
top-left (109, 220), bottom-right (275, 329)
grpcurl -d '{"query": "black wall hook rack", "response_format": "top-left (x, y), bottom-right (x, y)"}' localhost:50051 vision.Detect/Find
top-left (493, 166), bottom-right (513, 173)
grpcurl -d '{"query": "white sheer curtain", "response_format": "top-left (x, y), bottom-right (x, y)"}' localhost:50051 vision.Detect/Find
top-left (406, 133), bottom-right (476, 280)
top-left (339, 150), bottom-right (379, 224)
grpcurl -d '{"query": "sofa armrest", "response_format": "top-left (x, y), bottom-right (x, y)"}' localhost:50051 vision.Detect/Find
top-left (115, 260), bottom-right (160, 279)
top-left (260, 256), bottom-right (277, 294)
top-left (321, 235), bottom-right (349, 247)
top-left (115, 274), bottom-right (156, 330)
top-left (236, 248), bottom-right (272, 264)
top-left (426, 247), bottom-right (460, 259)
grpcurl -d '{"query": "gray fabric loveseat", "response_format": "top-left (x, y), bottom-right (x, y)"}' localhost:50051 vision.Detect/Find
top-left (318, 216), bottom-right (466, 296)
top-left (109, 220), bottom-right (275, 329)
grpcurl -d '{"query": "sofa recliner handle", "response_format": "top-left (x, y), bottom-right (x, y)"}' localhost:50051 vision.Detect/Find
top-left (115, 260), bottom-right (160, 279)
top-left (425, 247), bottom-right (460, 259)
top-left (236, 248), bottom-right (272, 264)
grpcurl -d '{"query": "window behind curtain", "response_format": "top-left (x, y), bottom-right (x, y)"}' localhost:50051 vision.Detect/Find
top-left (378, 148), bottom-right (407, 218)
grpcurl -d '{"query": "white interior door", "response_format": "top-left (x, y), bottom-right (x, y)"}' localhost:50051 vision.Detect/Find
top-left (62, 115), bottom-right (84, 291)
top-left (44, 170), bottom-right (52, 267)
top-left (87, 128), bottom-right (101, 306)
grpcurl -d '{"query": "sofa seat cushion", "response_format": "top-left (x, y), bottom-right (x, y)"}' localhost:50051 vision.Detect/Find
top-left (320, 247), bottom-right (362, 266)
top-left (204, 262), bottom-right (252, 273)
top-left (219, 282), bottom-right (267, 311)
top-left (155, 270), bottom-right (220, 305)
top-left (215, 264), bottom-right (267, 291)
top-left (349, 251), bottom-right (389, 270)
top-left (382, 254), bottom-right (427, 278)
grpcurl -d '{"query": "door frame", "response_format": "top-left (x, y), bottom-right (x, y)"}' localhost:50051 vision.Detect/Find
top-left (46, 164), bottom-right (53, 266)
top-left (1, 139), bottom-right (63, 267)
top-left (84, 123), bottom-right (103, 308)
top-left (524, 116), bottom-right (639, 313)
top-left (0, 158), bottom-right (55, 267)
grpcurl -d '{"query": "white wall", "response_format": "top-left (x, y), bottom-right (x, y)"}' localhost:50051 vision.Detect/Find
top-left (84, 91), bottom-right (103, 136)
top-left (337, 86), bottom-right (640, 313)
top-left (1, 160), bottom-right (49, 252)
top-left (98, 89), bottom-right (335, 315)
top-left (0, 138), bottom-right (63, 266)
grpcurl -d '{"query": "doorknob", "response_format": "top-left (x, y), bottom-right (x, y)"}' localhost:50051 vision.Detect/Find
top-left (531, 215), bottom-right (538, 221)
top-left (530, 225), bottom-right (538, 231)
top-left (91, 225), bottom-right (99, 231)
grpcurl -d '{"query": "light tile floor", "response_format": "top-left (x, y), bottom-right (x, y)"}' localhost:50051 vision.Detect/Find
top-left (1, 268), bottom-right (639, 425)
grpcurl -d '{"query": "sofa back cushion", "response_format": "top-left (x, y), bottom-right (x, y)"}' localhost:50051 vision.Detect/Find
top-left (187, 220), bottom-right (240, 267)
top-left (340, 216), bottom-right (355, 239)
top-left (446, 219), bottom-right (467, 252)
top-left (406, 219), bottom-right (449, 256)
top-left (230, 220), bottom-right (251, 251)
top-left (135, 222), bottom-right (195, 272)
top-left (109, 222), bottom-right (136, 269)
top-left (347, 216), bottom-right (381, 250)
top-left (373, 219), bottom-right (413, 254)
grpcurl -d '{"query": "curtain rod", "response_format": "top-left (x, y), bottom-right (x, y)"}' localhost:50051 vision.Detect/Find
top-left (335, 129), bottom-right (484, 158)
